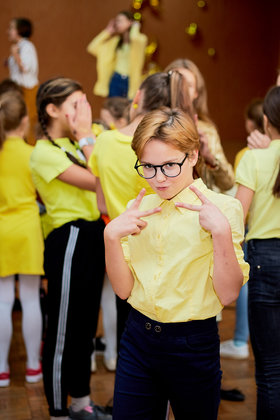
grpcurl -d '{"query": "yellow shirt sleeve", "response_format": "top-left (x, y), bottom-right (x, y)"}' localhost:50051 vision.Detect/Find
top-left (88, 146), bottom-right (99, 177)
top-left (30, 143), bottom-right (73, 183)
top-left (223, 198), bottom-right (250, 285)
top-left (235, 150), bottom-right (257, 191)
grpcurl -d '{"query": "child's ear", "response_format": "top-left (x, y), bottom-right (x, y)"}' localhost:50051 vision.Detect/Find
top-left (46, 103), bottom-right (59, 119)
top-left (189, 149), bottom-right (199, 167)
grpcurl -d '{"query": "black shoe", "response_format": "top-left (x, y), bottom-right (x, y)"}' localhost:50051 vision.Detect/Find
top-left (220, 388), bottom-right (245, 402)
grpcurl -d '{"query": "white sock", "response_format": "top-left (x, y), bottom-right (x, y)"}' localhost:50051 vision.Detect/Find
top-left (71, 395), bottom-right (91, 412)
top-left (0, 275), bottom-right (15, 372)
top-left (19, 274), bottom-right (42, 370)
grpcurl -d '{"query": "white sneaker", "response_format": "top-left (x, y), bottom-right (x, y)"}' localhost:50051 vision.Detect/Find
top-left (0, 372), bottom-right (10, 387)
top-left (103, 357), bottom-right (116, 372)
top-left (220, 339), bottom-right (249, 359)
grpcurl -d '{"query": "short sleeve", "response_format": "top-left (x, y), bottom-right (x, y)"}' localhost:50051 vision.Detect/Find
top-left (235, 150), bottom-right (257, 191)
top-left (121, 236), bottom-right (130, 263)
top-left (30, 144), bottom-right (73, 183)
top-left (88, 146), bottom-right (99, 177)
top-left (21, 42), bottom-right (37, 73)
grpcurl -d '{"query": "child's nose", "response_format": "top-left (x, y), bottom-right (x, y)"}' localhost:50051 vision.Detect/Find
top-left (155, 168), bottom-right (167, 182)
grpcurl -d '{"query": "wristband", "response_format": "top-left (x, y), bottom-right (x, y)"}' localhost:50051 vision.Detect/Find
top-left (78, 136), bottom-right (95, 148)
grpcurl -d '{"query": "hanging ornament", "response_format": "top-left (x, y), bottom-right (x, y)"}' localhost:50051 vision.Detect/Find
top-left (133, 12), bottom-right (142, 21)
top-left (150, 0), bottom-right (159, 7)
top-left (145, 40), bottom-right (158, 57)
top-left (197, 0), bottom-right (207, 8)
top-left (185, 23), bottom-right (198, 37)
top-left (207, 47), bottom-right (216, 57)
top-left (132, 0), bottom-right (143, 10)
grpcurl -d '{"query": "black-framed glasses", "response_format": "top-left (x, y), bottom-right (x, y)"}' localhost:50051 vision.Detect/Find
top-left (134, 154), bottom-right (189, 179)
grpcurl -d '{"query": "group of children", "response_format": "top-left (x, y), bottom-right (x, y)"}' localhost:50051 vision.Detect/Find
top-left (0, 11), bottom-right (280, 420)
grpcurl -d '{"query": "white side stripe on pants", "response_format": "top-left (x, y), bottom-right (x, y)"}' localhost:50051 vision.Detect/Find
top-left (53, 226), bottom-right (79, 410)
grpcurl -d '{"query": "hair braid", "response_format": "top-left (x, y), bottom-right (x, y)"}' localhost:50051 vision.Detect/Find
top-left (38, 108), bottom-right (87, 168)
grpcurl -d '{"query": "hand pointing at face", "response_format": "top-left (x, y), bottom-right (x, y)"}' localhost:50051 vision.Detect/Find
top-left (105, 189), bottom-right (162, 240)
top-left (175, 185), bottom-right (230, 235)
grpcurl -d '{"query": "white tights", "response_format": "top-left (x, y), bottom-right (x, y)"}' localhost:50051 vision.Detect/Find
top-left (0, 274), bottom-right (42, 372)
top-left (101, 273), bottom-right (117, 361)
top-left (92, 273), bottom-right (117, 363)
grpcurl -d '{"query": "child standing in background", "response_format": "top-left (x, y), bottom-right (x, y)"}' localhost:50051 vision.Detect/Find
top-left (30, 77), bottom-right (111, 420)
top-left (236, 86), bottom-right (280, 419)
top-left (7, 18), bottom-right (39, 144)
top-left (0, 91), bottom-right (44, 387)
top-left (87, 11), bottom-right (147, 99)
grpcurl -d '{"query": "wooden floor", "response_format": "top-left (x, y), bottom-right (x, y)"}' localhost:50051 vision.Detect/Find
top-left (0, 305), bottom-right (256, 419)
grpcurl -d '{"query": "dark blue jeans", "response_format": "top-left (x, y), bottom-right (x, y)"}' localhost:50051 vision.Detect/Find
top-left (113, 308), bottom-right (221, 420)
top-left (109, 72), bottom-right (129, 98)
top-left (248, 238), bottom-right (280, 420)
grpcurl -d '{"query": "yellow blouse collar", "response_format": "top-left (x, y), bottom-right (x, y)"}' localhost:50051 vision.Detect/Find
top-left (150, 178), bottom-right (207, 214)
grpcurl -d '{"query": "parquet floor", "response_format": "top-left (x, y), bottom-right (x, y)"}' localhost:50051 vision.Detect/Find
top-left (0, 305), bottom-right (256, 419)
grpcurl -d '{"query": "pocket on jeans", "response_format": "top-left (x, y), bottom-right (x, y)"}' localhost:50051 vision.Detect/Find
top-left (186, 329), bottom-right (219, 352)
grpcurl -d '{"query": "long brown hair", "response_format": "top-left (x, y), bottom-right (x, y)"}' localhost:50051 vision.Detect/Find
top-left (139, 71), bottom-right (195, 120)
top-left (132, 107), bottom-right (201, 178)
top-left (36, 77), bottom-right (86, 168)
top-left (263, 86), bottom-right (280, 197)
top-left (165, 58), bottom-right (211, 123)
top-left (0, 91), bottom-right (27, 149)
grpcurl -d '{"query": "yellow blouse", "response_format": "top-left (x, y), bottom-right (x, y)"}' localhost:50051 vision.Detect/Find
top-left (121, 178), bottom-right (249, 323)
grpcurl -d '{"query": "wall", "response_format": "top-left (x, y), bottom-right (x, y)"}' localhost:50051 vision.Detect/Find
top-left (0, 0), bottom-right (279, 162)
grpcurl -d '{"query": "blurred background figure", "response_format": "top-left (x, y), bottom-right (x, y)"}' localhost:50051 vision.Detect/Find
top-left (7, 17), bottom-right (38, 145)
top-left (0, 91), bottom-right (44, 387)
top-left (165, 58), bottom-right (235, 193)
top-left (90, 96), bottom-right (130, 374)
top-left (87, 11), bottom-right (147, 100)
top-left (100, 96), bottom-right (130, 130)
top-left (220, 98), bottom-right (265, 361)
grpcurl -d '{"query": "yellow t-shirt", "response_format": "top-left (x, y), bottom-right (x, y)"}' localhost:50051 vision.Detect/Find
top-left (121, 178), bottom-right (249, 323)
top-left (0, 136), bottom-right (44, 276)
top-left (30, 138), bottom-right (100, 237)
top-left (89, 129), bottom-right (153, 219)
top-left (236, 139), bottom-right (280, 241)
top-left (234, 146), bottom-right (249, 174)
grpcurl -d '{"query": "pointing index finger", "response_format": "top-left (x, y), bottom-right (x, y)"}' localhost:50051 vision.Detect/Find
top-left (189, 185), bottom-right (210, 204)
top-left (130, 189), bottom-right (146, 210)
top-left (139, 207), bottom-right (162, 218)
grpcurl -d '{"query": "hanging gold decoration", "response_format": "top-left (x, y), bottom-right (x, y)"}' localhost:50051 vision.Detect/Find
top-left (185, 23), bottom-right (198, 37)
top-left (207, 47), bottom-right (216, 57)
top-left (197, 1), bottom-right (206, 8)
top-left (133, 12), bottom-right (142, 21)
top-left (133, 0), bottom-right (143, 10)
top-left (150, 0), bottom-right (160, 7)
top-left (145, 41), bottom-right (158, 57)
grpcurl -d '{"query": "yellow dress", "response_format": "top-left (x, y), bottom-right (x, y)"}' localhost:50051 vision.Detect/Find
top-left (0, 136), bottom-right (44, 277)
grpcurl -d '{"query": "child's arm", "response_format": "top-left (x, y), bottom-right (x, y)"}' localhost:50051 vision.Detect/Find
top-left (104, 189), bottom-right (161, 299)
top-left (235, 184), bottom-right (254, 221)
top-left (96, 177), bottom-right (108, 215)
top-left (57, 94), bottom-right (97, 191)
top-left (176, 185), bottom-right (243, 306)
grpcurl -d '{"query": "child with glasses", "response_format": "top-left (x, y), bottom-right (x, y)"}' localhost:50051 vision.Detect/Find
top-left (104, 108), bottom-right (249, 420)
